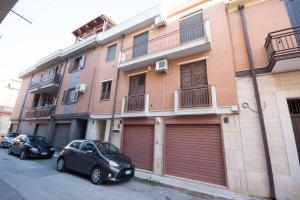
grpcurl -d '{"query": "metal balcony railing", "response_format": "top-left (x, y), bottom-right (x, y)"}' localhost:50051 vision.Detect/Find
top-left (177, 85), bottom-right (212, 108)
top-left (124, 95), bottom-right (146, 112)
top-left (29, 73), bottom-right (60, 90)
top-left (265, 26), bottom-right (300, 63)
top-left (121, 21), bottom-right (208, 63)
top-left (25, 106), bottom-right (54, 118)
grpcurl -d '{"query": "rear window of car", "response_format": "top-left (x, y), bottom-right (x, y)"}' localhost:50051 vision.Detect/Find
top-left (69, 141), bottom-right (81, 149)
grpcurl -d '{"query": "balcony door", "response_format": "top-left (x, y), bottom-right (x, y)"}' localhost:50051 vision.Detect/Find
top-left (288, 99), bottom-right (300, 163)
top-left (179, 60), bottom-right (209, 107)
top-left (180, 11), bottom-right (204, 44)
top-left (132, 32), bottom-right (149, 58)
top-left (284, 0), bottom-right (300, 44)
top-left (127, 74), bottom-right (146, 111)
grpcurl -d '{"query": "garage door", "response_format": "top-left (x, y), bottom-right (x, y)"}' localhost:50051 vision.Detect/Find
top-left (165, 124), bottom-right (226, 186)
top-left (122, 125), bottom-right (154, 171)
top-left (52, 123), bottom-right (70, 150)
top-left (35, 124), bottom-right (48, 137)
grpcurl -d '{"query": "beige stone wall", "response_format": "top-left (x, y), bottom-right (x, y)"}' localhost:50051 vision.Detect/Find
top-left (236, 71), bottom-right (300, 200)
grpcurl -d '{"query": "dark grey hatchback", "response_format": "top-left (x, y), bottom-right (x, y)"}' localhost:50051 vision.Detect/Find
top-left (57, 140), bottom-right (135, 184)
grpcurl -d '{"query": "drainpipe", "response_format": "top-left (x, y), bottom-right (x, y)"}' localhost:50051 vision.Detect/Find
top-left (16, 74), bottom-right (34, 133)
top-left (109, 34), bottom-right (125, 142)
top-left (238, 5), bottom-right (276, 199)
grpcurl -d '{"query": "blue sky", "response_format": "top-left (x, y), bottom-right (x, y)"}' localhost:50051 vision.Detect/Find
top-left (0, 0), bottom-right (162, 78)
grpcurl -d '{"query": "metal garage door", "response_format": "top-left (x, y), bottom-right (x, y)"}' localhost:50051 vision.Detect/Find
top-left (165, 124), bottom-right (226, 186)
top-left (52, 123), bottom-right (70, 150)
top-left (122, 125), bottom-right (154, 171)
top-left (35, 124), bottom-right (48, 137)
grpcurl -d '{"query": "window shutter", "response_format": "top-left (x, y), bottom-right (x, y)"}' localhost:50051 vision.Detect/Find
top-left (192, 61), bottom-right (207, 87)
top-left (62, 90), bottom-right (67, 105)
top-left (180, 11), bottom-right (204, 43)
top-left (133, 32), bottom-right (149, 58)
top-left (180, 65), bottom-right (192, 89)
top-left (79, 55), bottom-right (86, 69)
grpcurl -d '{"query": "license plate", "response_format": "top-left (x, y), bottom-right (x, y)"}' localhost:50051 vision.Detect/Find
top-left (125, 170), bottom-right (132, 175)
top-left (41, 152), bottom-right (48, 155)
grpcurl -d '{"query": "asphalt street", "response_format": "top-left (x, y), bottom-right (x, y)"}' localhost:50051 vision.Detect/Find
top-left (0, 148), bottom-right (206, 200)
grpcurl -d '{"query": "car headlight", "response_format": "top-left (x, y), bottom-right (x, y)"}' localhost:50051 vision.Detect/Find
top-left (109, 160), bottom-right (119, 167)
top-left (30, 148), bottom-right (39, 153)
top-left (50, 148), bottom-right (55, 151)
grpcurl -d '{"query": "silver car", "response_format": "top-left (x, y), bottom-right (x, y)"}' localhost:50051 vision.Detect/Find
top-left (0, 132), bottom-right (18, 148)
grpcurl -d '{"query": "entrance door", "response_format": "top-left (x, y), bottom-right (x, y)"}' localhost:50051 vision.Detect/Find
top-left (52, 123), bottom-right (71, 151)
top-left (288, 99), bottom-right (300, 162)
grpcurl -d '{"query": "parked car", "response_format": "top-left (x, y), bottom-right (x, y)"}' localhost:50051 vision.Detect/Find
top-left (0, 132), bottom-right (18, 148)
top-left (8, 134), bottom-right (55, 159)
top-left (57, 140), bottom-right (135, 184)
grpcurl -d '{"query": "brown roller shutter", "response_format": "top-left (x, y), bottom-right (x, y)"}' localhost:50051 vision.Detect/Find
top-left (165, 124), bottom-right (226, 186)
top-left (122, 124), bottom-right (154, 171)
top-left (52, 123), bottom-right (70, 150)
top-left (35, 124), bottom-right (48, 137)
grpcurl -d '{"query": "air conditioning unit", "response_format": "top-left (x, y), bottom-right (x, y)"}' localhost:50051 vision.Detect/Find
top-left (156, 59), bottom-right (168, 73)
top-left (154, 15), bottom-right (166, 28)
top-left (76, 84), bottom-right (87, 93)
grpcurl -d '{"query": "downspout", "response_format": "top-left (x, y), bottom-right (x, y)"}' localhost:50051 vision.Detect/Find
top-left (16, 74), bottom-right (34, 133)
top-left (109, 34), bottom-right (125, 142)
top-left (238, 5), bottom-right (276, 199)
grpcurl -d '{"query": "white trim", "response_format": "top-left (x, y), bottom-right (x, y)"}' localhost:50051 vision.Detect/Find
top-left (180, 10), bottom-right (203, 20)
top-left (128, 70), bottom-right (150, 77)
top-left (100, 79), bottom-right (113, 83)
top-left (177, 56), bottom-right (209, 66)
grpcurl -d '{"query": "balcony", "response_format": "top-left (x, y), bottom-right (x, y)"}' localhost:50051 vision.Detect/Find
top-left (29, 73), bottom-right (61, 94)
top-left (174, 85), bottom-right (218, 115)
top-left (121, 94), bottom-right (149, 117)
top-left (25, 106), bottom-right (54, 119)
top-left (265, 26), bottom-right (300, 73)
top-left (119, 20), bottom-right (211, 71)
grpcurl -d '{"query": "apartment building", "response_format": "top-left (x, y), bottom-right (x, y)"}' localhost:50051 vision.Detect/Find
top-left (11, 0), bottom-right (300, 199)
top-left (0, 77), bottom-right (21, 134)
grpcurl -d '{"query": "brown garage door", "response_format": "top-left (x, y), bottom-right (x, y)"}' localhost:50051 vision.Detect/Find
top-left (35, 124), bottom-right (48, 137)
top-left (52, 123), bottom-right (70, 150)
top-left (122, 125), bottom-right (154, 171)
top-left (165, 124), bottom-right (226, 186)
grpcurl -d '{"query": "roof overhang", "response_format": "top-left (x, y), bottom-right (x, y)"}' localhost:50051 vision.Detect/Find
top-left (0, 0), bottom-right (18, 23)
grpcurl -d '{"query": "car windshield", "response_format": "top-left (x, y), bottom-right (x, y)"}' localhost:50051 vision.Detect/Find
top-left (26, 136), bottom-right (48, 144)
top-left (7, 133), bottom-right (17, 138)
top-left (96, 142), bottom-right (120, 154)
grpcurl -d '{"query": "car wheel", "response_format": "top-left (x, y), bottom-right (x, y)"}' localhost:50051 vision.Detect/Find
top-left (91, 167), bottom-right (103, 185)
top-left (20, 150), bottom-right (27, 160)
top-left (57, 158), bottom-right (66, 172)
top-left (8, 146), bottom-right (12, 155)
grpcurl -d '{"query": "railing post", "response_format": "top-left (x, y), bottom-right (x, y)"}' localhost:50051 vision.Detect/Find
top-left (144, 94), bottom-right (149, 114)
top-left (121, 96), bottom-right (126, 115)
top-left (205, 20), bottom-right (211, 42)
top-left (210, 86), bottom-right (217, 109)
top-left (174, 90), bottom-right (178, 112)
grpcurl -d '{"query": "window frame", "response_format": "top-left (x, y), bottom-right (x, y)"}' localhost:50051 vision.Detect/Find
top-left (132, 31), bottom-right (149, 58)
top-left (69, 54), bottom-right (86, 73)
top-left (106, 44), bottom-right (117, 62)
top-left (62, 88), bottom-right (78, 105)
top-left (100, 80), bottom-right (112, 101)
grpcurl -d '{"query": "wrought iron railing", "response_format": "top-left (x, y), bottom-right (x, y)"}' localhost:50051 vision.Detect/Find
top-left (265, 26), bottom-right (300, 63)
top-left (25, 106), bottom-right (54, 118)
top-left (125, 95), bottom-right (145, 112)
top-left (178, 85), bottom-right (211, 108)
top-left (121, 21), bottom-right (207, 63)
top-left (29, 73), bottom-right (60, 90)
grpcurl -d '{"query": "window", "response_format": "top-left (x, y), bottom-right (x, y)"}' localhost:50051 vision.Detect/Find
top-left (180, 60), bottom-right (207, 89)
top-left (68, 55), bottom-right (86, 72)
top-left (106, 44), bottom-right (117, 61)
top-left (69, 141), bottom-right (81, 149)
top-left (101, 81), bottom-right (112, 100)
top-left (129, 74), bottom-right (146, 96)
top-left (81, 142), bottom-right (96, 153)
top-left (62, 88), bottom-right (78, 104)
top-left (133, 31), bottom-right (148, 58)
top-left (180, 11), bottom-right (204, 43)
